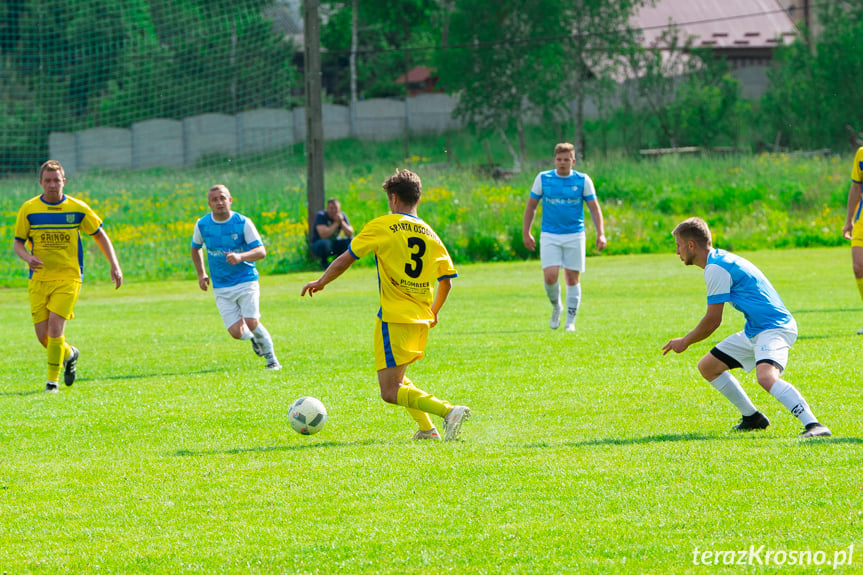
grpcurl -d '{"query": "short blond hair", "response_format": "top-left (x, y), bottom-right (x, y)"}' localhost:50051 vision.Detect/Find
top-left (672, 217), bottom-right (712, 248)
top-left (553, 143), bottom-right (575, 157)
top-left (39, 160), bottom-right (65, 180)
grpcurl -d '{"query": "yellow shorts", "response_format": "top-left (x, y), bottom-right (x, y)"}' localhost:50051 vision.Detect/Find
top-left (29, 279), bottom-right (81, 323)
top-left (373, 318), bottom-right (428, 370)
top-left (852, 213), bottom-right (863, 248)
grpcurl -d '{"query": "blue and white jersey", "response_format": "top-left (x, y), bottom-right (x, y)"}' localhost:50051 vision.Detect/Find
top-left (530, 169), bottom-right (597, 234)
top-left (704, 248), bottom-right (793, 338)
top-left (191, 212), bottom-right (262, 289)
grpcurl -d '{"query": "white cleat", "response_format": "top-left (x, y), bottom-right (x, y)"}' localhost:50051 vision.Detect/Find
top-left (443, 406), bottom-right (470, 441)
top-left (264, 353), bottom-right (282, 370)
top-left (412, 428), bottom-right (441, 441)
top-left (857, 326), bottom-right (863, 335)
top-left (550, 305), bottom-right (562, 329)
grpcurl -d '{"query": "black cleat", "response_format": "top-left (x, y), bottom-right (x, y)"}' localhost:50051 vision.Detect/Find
top-left (800, 423), bottom-right (832, 438)
top-left (45, 381), bottom-right (59, 393)
top-left (732, 411), bottom-right (770, 431)
top-left (64, 346), bottom-right (79, 386)
top-left (251, 339), bottom-right (264, 357)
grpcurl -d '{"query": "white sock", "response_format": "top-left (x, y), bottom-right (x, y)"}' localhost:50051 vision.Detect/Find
top-left (770, 379), bottom-right (817, 427)
top-left (238, 329), bottom-right (253, 341)
top-left (252, 324), bottom-right (275, 356)
top-left (565, 284), bottom-right (581, 322)
top-left (544, 282), bottom-right (561, 308)
top-left (709, 372), bottom-right (757, 416)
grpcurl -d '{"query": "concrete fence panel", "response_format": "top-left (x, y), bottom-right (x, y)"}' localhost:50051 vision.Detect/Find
top-left (132, 119), bottom-right (184, 170)
top-left (355, 98), bottom-right (405, 140)
top-left (78, 127), bottom-right (133, 171)
top-left (184, 113), bottom-right (237, 165)
top-left (238, 108), bottom-right (294, 153)
top-left (48, 132), bottom-right (78, 176)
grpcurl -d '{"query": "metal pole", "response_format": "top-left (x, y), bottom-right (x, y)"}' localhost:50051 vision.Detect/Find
top-left (304, 0), bottom-right (325, 240)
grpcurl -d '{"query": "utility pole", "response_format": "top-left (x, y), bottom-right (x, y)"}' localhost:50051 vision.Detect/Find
top-left (304, 0), bottom-right (325, 239)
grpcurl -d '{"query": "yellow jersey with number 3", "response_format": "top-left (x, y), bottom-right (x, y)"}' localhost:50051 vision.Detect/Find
top-left (348, 212), bottom-right (457, 325)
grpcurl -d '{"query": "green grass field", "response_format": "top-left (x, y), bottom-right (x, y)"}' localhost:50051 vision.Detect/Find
top-left (1, 247), bottom-right (860, 573)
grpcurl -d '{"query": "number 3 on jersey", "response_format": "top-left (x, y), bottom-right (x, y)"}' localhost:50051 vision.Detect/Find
top-left (405, 237), bottom-right (426, 278)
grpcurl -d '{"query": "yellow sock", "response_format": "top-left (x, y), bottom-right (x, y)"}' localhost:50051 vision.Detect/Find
top-left (400, 380), bottom-right (434, 430)
top-left (46, 336), bottom-right (65, 383)
top-left (396, 384), bottom-right (452, 419)
top-left (63, 342), bottom-right (73, 363)
top-left (857, 277), bottom-right (863, 302)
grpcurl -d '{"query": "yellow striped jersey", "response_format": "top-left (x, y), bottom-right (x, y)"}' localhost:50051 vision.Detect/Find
top-left (14, 194), bottom-right (103, 281)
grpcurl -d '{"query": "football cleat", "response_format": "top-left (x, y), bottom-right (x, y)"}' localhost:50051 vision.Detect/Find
top-left (412, 428), bottom-right (442, 441)
top-left (251, 338), bottom-right (264, 357)
top-left (799, 423), bottom-right (832, 438)
top-left (64, 346), bottom-right (79, 386)
top-left (45, 381), bottom-right (59, 393)
top-left (550, 304), bottom-right (562, 330)
top-left (264, 353), bottom-right (282, 370)
top-left (857, 326), bottom-right (863, 335)
top-left (443, 405), bottom-right (470, 441)
top-left (732, 411), bottom-right (770, 431)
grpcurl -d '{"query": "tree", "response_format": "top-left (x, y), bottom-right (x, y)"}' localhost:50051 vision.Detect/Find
top-left (436, 0), bottom-right (561, 171)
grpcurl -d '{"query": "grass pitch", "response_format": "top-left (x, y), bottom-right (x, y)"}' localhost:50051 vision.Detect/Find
top-left (0, 247), bottom-right (860, 574)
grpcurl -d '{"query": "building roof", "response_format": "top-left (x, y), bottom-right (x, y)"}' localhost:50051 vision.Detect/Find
top-left (395, 66), bottom-right (437, 84)
top-left (632, 0), bottom-right (798, 50)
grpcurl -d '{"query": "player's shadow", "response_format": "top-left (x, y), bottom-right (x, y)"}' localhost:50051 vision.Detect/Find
top-left (88, 367), bottom-right (226, 382)
top-left (172, 439), bottom-right (375, 457)
top-left (0, 368), bottom-right (226, 396)
top-left (549, 432), bottom-right (861, 448)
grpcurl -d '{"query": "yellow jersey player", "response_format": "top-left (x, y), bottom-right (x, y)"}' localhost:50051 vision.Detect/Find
top-left (842, 146), bottom-right (863, 334)
top-left (301, 169), bottom-right (470, 441)
top-left (13, 160), bottom-right (123, 392)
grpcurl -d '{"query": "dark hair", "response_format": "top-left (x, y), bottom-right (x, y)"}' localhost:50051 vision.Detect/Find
top-left (672, 217), bottom-right (712, 248)
top-left (381, 169), bottom-right (421, 206)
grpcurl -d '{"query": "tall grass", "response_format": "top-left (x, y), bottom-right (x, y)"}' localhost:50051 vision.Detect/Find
top-left (0, 134), bottom-right (853, 288)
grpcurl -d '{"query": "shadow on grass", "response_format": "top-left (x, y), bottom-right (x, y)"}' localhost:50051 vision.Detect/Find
top-left (556, 432), bottom-right (725, 448)
top-left (0, 368), bottom-right (226, 396)
top-left (528, 432), bottom-right (863, 448)
top-left (173, 439), bottom-right (378, 457)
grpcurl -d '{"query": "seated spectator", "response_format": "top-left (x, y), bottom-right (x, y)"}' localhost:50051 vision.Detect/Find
top-left (310, 199), bottom-right (354, 269)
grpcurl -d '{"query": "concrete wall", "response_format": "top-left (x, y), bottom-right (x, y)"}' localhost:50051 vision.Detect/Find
top-left (51, 95), bottom-right (461, 175)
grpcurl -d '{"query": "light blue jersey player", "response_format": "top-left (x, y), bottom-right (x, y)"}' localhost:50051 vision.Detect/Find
top-left (191, 185), bottom-right (281, 370)
top-left (662, 217), bottom-right (830, 438)
top-left (522, 143), bottom-right (606, 332)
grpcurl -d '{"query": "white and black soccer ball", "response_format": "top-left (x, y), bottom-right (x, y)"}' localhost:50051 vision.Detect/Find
top-left (288, 396), bottom-right (327, 435)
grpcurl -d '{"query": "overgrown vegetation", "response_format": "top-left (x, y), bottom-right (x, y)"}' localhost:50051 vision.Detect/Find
top-left (0, 135), bottom-right (851, 288)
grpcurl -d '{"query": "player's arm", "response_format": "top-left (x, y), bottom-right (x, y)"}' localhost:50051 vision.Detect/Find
top-left (586, 198), bottom-right (607, 251)
top-left (522, 196), bottom-right (540, 251)
top-left (191, 246), bottom-right (209, 291)
top-left (92, 229), bottom-right (123, 289)
top-left (13, 238), bottom-right (42, 271)
top-left (843, 181), bottom-right (861, 240)
top-left (430, 277), bottom-right (453, 328)
top-left (226, 245), bottom-right (266, 265)
top-left (301, 250), bottom-right (356, 297)
top-left (662, 302), bottom-right (724, 355)
top-left (339, 213), bottom-right (354, 238)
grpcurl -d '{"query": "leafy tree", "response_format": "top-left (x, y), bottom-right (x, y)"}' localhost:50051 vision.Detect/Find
top-left (762, 0), bottom-right (863, 150)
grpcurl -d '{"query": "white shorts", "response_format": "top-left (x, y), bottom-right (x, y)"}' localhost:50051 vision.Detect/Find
top-left (540, 232), bottom-right (586, 271)
top-left (213, 281), bottom-right (261, 329)
top-left (711, 320), bottom-right (798, 373)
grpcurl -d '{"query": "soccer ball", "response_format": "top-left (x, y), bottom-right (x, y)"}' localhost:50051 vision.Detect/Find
top-left (288, 396), bottom-right (327, 435)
